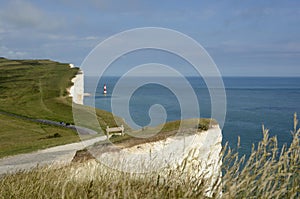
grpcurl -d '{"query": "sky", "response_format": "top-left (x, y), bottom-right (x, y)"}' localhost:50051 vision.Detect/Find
top-left (0, 0), bottom-right (299, 76)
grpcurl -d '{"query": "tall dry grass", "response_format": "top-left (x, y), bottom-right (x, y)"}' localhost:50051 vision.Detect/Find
top-left (221, 113), bottom-right (299, 198)
top-left (0, 114), bottom-right (299, 198)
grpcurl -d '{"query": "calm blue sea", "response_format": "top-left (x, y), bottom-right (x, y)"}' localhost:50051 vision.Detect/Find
top-left (84, 76), bottom-right (300, 156)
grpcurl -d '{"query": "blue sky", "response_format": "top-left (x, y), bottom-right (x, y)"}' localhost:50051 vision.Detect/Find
top-left (0, 0), bottom-right (299, 76)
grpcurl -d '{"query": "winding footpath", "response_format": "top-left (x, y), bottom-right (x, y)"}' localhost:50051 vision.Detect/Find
top-left (0, 110), bottom-right (106, 176)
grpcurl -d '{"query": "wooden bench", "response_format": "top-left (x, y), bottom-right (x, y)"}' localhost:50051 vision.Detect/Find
top-left (106, 125), bottom-right (125, 138)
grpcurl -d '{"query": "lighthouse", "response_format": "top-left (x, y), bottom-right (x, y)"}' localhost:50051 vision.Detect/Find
top-left (103, 84), bottom-right (107, 94)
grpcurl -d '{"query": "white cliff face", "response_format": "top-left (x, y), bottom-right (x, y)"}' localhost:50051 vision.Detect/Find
top-left (99, 126), bottom-right (222, 175)
top-left (86, 126), bottom-right (221, 194)
top-left (69, 71), bottom-right (84, 105)
top-left (70, 125), bottom-right (222, 196)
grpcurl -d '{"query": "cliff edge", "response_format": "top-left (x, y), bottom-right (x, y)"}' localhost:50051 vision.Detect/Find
top-left (69, 64), bottom-right (84, 105)
top-left (73, 123), bottom-right (222, 195)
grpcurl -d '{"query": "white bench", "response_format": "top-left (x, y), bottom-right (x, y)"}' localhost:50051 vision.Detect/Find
top-left (106, 125), bottom-right (125, 138)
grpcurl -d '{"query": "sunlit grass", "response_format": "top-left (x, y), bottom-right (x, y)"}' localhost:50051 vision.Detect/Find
top-left (0, 57), bottom-right (78, 123)
top-left (0, 114), bottom-right (80, 158)
top-left (0, 57), bottom-right (125, 157)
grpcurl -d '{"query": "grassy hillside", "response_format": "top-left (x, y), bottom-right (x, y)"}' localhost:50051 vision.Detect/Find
top-left (0, 57), bottom-right (78, 123)
top-left (0, 57), bottom-right (123, 157)
top-left (0, 113), bottom-right (80, 158)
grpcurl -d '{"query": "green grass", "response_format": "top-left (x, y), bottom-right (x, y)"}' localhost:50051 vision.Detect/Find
top-left (0, 114), bottom-right (81, 158)
top-left (0, 116), bottom-right (299, 198)
top-left (0, 57), bottom-right (124, 158)
top-left (0, 57), bottom-right (85, 157)
top-left (0, 57), bottom-right (78, 123)
top-left (105, 118), bottom-right (217, 148)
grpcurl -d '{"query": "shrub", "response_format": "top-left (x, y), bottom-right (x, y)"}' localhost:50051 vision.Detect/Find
top-left (45, 133), bottom-right (62, 139)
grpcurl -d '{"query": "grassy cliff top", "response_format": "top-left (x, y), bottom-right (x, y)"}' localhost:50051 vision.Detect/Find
top-left (109, 118), bottom-right (218, 147)
top-left (0, 57), bottom-right (123, 157)
top-left (0, 57), bottom-right (78, 123)
top-left (73, 118), bottom-right (218, 162)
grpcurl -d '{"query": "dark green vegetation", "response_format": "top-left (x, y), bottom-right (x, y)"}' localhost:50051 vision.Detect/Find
top-left (0, 57), bottom-right (121, 157)
top-left (0, 117), bottom-right (299, 198)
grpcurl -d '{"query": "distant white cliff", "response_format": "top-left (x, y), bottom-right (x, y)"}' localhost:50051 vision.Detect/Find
top-left (69, 64), bottom-right (84, 105)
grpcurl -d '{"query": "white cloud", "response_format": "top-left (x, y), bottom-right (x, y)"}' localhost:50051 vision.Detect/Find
top-left (47, 34), bottom-right (78, 41)
top-left (0, 45), bottom-right (28, 58)
top-left (84, 36), bottom-right (99, 40)
top-left (89, 0), bottom-right (142, 12)
top-left (0, 0), bottom-right (64, 31)
top-left (210, 40), bottom-right (300, 57)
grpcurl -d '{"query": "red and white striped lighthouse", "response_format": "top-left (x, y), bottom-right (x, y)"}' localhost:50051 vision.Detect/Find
top-left (103, 84), bottom-right (107, 94)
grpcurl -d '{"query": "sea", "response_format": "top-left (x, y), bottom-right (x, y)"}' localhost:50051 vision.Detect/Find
top-left (84, 76), bottom-right (300, 156)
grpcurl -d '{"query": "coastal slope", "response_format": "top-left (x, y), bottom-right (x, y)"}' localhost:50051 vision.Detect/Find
top-left (0, 57), bottom-right (121, 158)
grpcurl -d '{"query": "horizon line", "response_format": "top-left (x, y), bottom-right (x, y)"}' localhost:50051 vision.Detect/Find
top-left (84, 75), bottom-right (300, 78)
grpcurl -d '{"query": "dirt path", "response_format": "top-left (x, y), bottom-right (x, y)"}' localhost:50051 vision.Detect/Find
top-left (0, 136), bottom-right (106, 176)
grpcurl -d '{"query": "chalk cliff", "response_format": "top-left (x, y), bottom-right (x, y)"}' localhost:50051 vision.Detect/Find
top-left (98, 125), bottom-right (222, 173)
top-left (69, 65), bottom-right (84, 105)
top-left (72, 125), bottom-right (222, 195)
